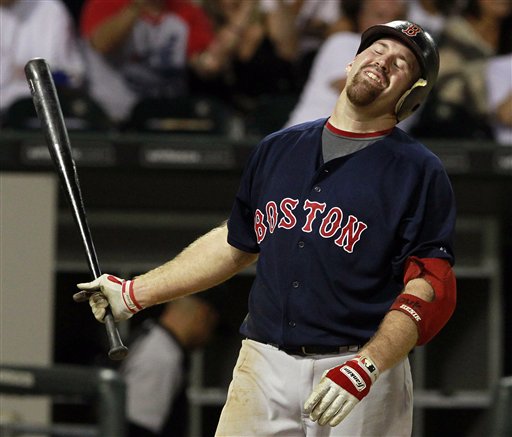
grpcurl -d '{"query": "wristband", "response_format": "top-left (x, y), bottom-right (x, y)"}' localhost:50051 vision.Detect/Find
top-left (107, 275), bottom-right (143, 314)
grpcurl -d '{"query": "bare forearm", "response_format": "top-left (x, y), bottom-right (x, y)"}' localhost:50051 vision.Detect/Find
top-left (191, 2), bottom-right (255, 77)
top-left (361, 278), bottom-right (434, 371)
top-left (265, 4), bottom-right (298, 60)
top-left (360, 310), bottom-right (418, 371)
top-left (135, 223), bottom-right (258, 307)
top-left (89, 2), bottom-right (142, 54)
top-left (191, 26), bottom-right (244, 76)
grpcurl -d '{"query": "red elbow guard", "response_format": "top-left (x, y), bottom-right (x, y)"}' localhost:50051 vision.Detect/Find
top-left (390, 257), bottom-right (457, 345)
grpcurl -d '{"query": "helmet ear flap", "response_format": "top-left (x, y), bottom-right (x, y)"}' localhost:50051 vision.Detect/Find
top-left (395, 78), bottom-right (427, 121)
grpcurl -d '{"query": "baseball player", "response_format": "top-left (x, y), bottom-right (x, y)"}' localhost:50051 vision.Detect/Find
top-left (75, 21), bottom-right (457, 436)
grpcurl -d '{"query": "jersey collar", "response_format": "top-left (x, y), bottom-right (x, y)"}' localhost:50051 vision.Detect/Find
top-left (326, 120), bottom-right (393, 139)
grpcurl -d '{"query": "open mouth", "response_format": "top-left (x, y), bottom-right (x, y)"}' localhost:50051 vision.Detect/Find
top-left (363, 68), bottom-right (387, 88)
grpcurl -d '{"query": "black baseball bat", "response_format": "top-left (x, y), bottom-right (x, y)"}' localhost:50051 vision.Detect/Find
top-left (24, 58), bottom-right (128, 360)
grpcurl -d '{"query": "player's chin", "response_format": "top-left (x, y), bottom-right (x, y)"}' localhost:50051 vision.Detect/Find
top-left (347, 87), bottom-right (380, 107)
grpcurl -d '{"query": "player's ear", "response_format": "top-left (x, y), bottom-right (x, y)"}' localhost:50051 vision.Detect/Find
top-left (346, 60), bottom-right (354, 73)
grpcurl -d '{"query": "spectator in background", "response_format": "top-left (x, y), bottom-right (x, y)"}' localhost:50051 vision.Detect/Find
top-left (195, 0), bottom-right (300, 113)
top-left (406, 0), bottom-right (458, 41)
top-left (80, 0), bottom-right (250, 123)
top-left (260, 0), bottom-right (341, 87)
top-left (121, 295), bottom-right (219, 437)
top-left (285, 0), bottom-right (408, 128)
top-left (411, 0), bottom-right (512, 139)
top-left (0, 0), bottom-right (85, 117)
top-left (485, 54), bottom-right (512, 145)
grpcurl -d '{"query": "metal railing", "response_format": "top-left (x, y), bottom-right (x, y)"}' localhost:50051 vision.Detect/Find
top-left (0, 364), bottom-right (126, 437)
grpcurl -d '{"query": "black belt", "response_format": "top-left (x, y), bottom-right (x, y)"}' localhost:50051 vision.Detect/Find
top-left (276, 345), bottom-right (361, 356)
top-left (267, 342), bottom-right (361, 356)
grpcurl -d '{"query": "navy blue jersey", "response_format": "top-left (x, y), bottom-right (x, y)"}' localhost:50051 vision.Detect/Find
top-left (227, 118), bottom-right (455, 346)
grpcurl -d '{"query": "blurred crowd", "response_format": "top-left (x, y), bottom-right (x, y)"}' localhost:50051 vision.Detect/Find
top-left (0, 0), bottom-right (511, 144)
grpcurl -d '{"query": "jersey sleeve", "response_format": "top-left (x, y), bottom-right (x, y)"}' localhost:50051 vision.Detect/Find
top-left (227, 145), bottom-right (264, 253)
top-left (392, 160), bottom-right (456, 278)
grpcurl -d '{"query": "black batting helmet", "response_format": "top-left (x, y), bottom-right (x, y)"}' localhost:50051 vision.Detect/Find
top-left (357, 20), bottom-right (439, 121)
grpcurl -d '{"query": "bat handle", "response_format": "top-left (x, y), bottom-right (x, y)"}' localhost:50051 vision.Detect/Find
top-left (104, 309), bottom-right (128, 360)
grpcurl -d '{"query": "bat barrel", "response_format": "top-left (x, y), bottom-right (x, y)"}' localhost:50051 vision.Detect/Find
top-left (25, 58), bottom-right (101, 278)
top-left (25, 58), bottom-right (70, 160)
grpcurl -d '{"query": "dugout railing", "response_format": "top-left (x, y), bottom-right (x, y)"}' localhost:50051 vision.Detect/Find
top-left (0, 364), bottom-right (126, 437)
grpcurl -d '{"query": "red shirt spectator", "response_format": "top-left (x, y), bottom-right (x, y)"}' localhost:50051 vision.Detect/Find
top-left (79, 0), bottom-right (225, 121)
top-left (81, 0), bottom-right (214, 60)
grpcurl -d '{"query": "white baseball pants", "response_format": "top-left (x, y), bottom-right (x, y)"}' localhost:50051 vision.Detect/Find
top-left (215, 339), bottom-right (413, 437)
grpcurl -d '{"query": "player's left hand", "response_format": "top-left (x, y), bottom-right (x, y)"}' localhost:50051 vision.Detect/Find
top-left (304, 355), bottom-right (379, 427)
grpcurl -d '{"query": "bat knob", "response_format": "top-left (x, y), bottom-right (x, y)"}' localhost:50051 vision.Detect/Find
top-left (108, 345), bottom-right (129, 361)
top-left (104, 311), bottom-right (128, 360)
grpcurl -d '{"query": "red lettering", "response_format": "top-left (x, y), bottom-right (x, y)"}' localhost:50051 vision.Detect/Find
top-left (266, 201), bottom-right (278, 234)
top-left (302, 200), bottom-right (326, 233)
top-left (319, 207), bottom-right (343, 238)
top-left (278, 198), bottom-right (299, 229)
top-left (254, 209), bottom-right (267, 244)
top-left (334, 215), bottom-right (368, 253)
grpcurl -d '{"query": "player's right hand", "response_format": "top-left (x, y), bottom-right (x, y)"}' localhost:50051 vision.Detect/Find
top-left (73, 274), bottom-right (143, 322)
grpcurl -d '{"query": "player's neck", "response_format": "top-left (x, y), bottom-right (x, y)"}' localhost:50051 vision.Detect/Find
top-left (330, 94), bottom-right (397, 133)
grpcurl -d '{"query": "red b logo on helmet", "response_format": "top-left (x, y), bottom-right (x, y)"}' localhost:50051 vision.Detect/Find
top-left (402, 24), bottom-right (422, 37)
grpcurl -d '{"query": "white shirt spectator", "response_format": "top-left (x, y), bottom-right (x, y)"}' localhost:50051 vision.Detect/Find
top-left (121, 322), bottom-right (185, 433)
top-left (285, 32), bottom-right (360, 127)
top-left (486, 54), bottom-right (512, 146)
top-left (0, 0), bottom-right (84, 112)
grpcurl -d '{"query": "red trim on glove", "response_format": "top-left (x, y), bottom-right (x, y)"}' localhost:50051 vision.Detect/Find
top-left (107, 275), bottom-right (122, 285)
top-left (326, 355), bottom-right (378, 401)
top-left (128, 280), bottom-right (143, 310)
top-left (121, 281), bottom-right (137, 314)
top-left (118, 279), bottom-right (143, 314)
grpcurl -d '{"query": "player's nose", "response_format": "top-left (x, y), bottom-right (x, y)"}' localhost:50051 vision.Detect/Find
top-left (374, 58), bottom-right (389, 72)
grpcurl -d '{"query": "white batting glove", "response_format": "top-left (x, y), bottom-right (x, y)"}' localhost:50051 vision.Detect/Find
top-left (304, 355), bottom-right (379, 427)
top-left (73, 274), bottom-right (143, 322)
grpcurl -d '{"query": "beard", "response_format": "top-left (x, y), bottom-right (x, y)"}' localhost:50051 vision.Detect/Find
top-left (346, 69), bottom-right (383, 107)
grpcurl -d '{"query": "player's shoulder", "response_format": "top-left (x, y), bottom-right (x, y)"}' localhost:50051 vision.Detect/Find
top-left (243, 118), bottom-right (325, 170)
top-left (261, 118), bottom-right (327, 144)
top-left (387, 127), bottom-right (445, 168)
